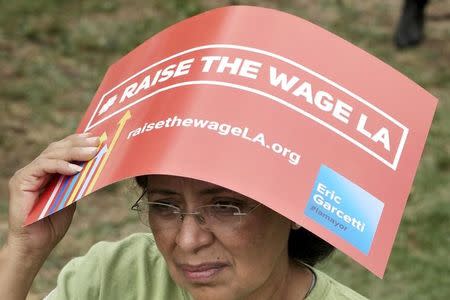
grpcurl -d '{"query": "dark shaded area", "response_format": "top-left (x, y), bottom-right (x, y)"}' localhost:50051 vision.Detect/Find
top-left (394, 0), bottom-right (429, 49)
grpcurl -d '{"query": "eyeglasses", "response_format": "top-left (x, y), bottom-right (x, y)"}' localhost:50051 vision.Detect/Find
top-left (130, 189), bottom-right (261, 231)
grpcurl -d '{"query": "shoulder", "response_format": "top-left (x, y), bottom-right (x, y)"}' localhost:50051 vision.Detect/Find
top-left (80, 232), bottom-right (162, 267)
top-left (307, 267), bottom-right (369, 300)
top-left (60, 233), bottom-right (163, 283)
top-left (49, 233), bottom-right (190, 299)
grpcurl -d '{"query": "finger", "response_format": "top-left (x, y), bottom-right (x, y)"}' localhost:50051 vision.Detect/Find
top-left (14, 158), bottom-right (82, 193)
top-left (62, 133), bottom-right (100, 147)
top-left (41, 146), bottom-right (99, 161)
top-left (44, 133), bottom-right (100, 153)
top-left (31, 158), bottom-right (82, 177)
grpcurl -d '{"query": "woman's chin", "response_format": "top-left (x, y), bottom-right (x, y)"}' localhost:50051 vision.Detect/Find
top-left (186, 284), bottom-right (236, 300)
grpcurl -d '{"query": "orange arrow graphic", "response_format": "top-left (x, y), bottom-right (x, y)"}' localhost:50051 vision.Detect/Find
top-left (86, 110), bottom-right (131, 194)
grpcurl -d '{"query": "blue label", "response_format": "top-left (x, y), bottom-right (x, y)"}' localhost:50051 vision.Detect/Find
top-left (304, 165), bottom-right (384, 255)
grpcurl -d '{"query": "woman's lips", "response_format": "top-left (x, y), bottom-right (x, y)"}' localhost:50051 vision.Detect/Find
top-left (179, 263), bottom-right (228, 281)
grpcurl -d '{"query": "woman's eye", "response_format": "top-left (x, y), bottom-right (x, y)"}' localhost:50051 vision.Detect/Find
top-left (210, 205), bottom-right (238, 216)
top-left (213, 197), bottom-right (245, 208)
top-left (149, 202), bottom-right (179, 216)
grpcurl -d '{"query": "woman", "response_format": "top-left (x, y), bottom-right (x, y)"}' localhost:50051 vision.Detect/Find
top-left (0, 133), bottom-right (368, 299)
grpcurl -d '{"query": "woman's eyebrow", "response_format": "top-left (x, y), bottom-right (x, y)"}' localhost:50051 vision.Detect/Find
top-left (148, 188), bottom-right (180, 196)
top-left (199, 187), bottom-right (234, 195)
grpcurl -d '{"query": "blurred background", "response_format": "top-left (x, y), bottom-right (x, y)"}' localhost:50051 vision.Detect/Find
top-left (0, 0), bottom-right (449, 299)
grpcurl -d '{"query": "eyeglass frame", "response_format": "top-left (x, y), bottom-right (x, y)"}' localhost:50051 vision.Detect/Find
top-left (130, 189), bottom-right (262, 229)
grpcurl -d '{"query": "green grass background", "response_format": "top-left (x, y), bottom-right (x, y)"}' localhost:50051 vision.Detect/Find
top-left (1, 0), bottom-right (449, 299)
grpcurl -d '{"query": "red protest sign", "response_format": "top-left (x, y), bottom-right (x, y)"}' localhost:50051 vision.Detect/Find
top-left (25, 6), bottom-right (437, 278)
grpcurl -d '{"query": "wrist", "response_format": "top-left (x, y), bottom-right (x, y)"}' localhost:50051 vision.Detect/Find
top-left (4, 239), bottom-right (49, 276)
top-left (6, 233), bottom-right (53, 262)
top-left (2, 242), bottom-right (45, 270)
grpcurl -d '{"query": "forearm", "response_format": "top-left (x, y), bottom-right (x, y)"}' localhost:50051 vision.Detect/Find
top-left (0, 245), bottom-right (47, 300)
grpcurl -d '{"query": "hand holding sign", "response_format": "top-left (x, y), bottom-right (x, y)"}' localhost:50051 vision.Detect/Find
top-left (7, 134), bottom-right (99, 259)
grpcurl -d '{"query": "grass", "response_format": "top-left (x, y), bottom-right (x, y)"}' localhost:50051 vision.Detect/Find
top-left (1, 0), bottom-right (449, 299)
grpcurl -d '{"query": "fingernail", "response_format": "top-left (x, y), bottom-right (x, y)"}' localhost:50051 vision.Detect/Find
top-left (86, 136), bottom-right (100, 143)
top-left (79, 132), bottom-right (92, 137)
top-left (69, 164), bottom-right (83, 172)
top-left (84, 147), bottom-right (98, 154)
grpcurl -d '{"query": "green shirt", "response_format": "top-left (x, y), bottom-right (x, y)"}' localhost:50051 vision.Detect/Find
top-left (47, 233), bottom-right (368, 299)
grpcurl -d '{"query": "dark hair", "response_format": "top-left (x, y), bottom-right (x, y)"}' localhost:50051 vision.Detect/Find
top-left (287, 227), bottom-right (335, 266)
top-left (135, 175), bottom-right (335, 266)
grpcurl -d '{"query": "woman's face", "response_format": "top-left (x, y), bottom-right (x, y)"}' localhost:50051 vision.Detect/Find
top-left (145, 175), bottom-right (293, 300)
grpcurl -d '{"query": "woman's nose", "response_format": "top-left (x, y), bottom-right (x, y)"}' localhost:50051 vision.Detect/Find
top-left (175, 213), bottom-right (214, 253)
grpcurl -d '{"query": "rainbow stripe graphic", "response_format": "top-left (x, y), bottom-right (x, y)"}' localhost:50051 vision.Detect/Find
top-left (27, 110), bottom-right (132, 224)
top-left (38, 144), bottom-right (108, 219)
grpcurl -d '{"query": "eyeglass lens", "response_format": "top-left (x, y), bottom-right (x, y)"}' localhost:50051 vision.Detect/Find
top-left (136, 202), bottom-right (244, 231)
